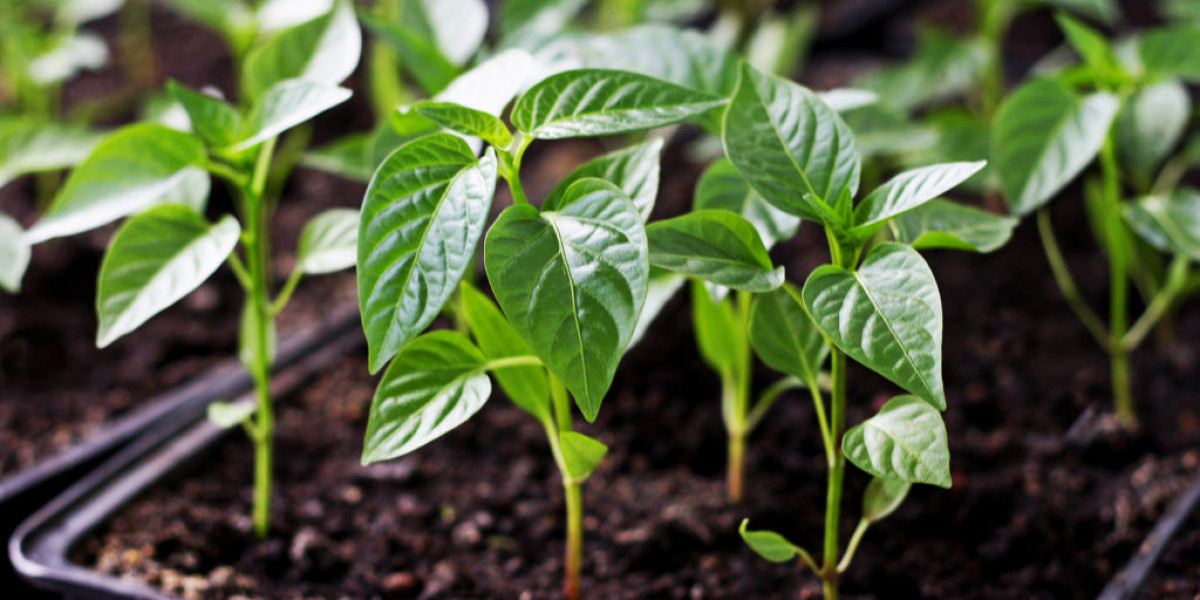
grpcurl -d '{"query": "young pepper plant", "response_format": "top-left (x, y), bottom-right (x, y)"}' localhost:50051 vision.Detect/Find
top-left (991, 16), bottom-right (1199, 427)
top-left (356, 68), bottom-right (726, 599)
top-left (13, 1), bottom-right (362, 539)
top-left (721, 62), bottom-right (988, 599)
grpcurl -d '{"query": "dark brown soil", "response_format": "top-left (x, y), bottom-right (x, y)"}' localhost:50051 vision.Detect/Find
top-left (1139, 487), bottom-right (1200, 600)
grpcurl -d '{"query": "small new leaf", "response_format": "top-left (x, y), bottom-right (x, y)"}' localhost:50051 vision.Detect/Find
top-left (208, 400), bottom-right (256, 429)
top-left (413, 101), bottom-right (513, 148)
top-left (843, 396), bottom-right (951, 488)
top-left (0, 214), bottom-right (30, 293)
top-left (460, 283), bottom-right (551, 420)
top-left (297, 208), bottom-right (358, 274)
top-left (559, 431), bottom-right (608, 482)
top-left (889, 199), bottom-right (1017, 253)
top-left (739, 520), bottom-right (807, 564)
top-left (647, 210), bottom-right (784, 293)
top-left (850, 161), bottom-right (987, 236)
top-left (862, 477), bottom-right (911, 523)
top-left (1123, 189), bottom-right (1200, 260)
top-left (693, 158), bottom-right (799, 249)
top-left (544, 139), bottom-right (663, 220)
top-left (236, 80), bottom-right (352, 150)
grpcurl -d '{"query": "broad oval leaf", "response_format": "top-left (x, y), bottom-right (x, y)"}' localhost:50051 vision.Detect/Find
top-left (0, 118), bottom-right (102, 187)
top-left (0, 214), bottom-right (30, 293)
top-left (739, 520), bottom-right (807, 564)
top-left (647, 210), bottom-right (784, 292)
top-left (889, 199), bottom-right (1017, 254)
top-left (484, 178), bottom-right (649, 421)
top-left (694, 158), bottom-right (799, 248)
top-left (1116, 80), bottom-right (1190, 185)
top-left (297, 208), bottom-right (358, 274)
top-left (544, 138), bottom-right (662, 220)
top-left (358, 135), bottom-right (498, 373)
top-left (802, 243), bottom-right (944, 409)
top-left (851, 161), bottom-right (987, 235)
top-left (512, 69), bottom-right (727, 139)
top-left (460, 283), bottom-right (551, 420)
top-left (414, 101), bottom-right (513, 148)
top-left (26, 123), bottom-right (209, 244)
top-left (96, 204), bottom-right (240, 348)
top-left (243, 0), bottom-right (362, 100)
top-left (750, 283), bottom-right (829, 385)
top-left (417, 0), bottom-right (489, 65)
top-left (168, 82), bottom-right (242, 148)
top-left (1138, 25), bottom-right (1200, 81)
top-left (236, 80), bottom-right (352, 150)
top-left (1123, 189), bottom-right (1200, 260)
top-left (559, 431), bottom-right (608, 481)
top-left (723, 62), bottom-right (860, 222)
top-left (862, 477), bottom-right (911, 522)
top-left (991, 78), bottom-right (1118, 215)
top-left (842, 395), bottom-right (951, 488)
top-left (362, 330), bottom-right (492, 464)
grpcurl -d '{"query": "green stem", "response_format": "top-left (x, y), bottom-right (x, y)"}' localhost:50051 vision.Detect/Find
top-left (1036, 209), bottom-right (1114, 352)
top-left (821, 349), bottom-right (848, 599)
top-left (727, 431), bottom-right (745, 505)
top-left (119, 0), bottom-right (156, 92)
top-left (1121, 257), bottom-right (1189, 352)
top-left (544, 375), bottom-right (583, 600)
top-left (724, 291), bottom-right (754, 504)
top-left (268, 267), bottom-right (303, 316)
top-left (500, 135), bottom-right (533, 205)
top-left (744, 376), bottom-right (804, 433)
top-left (244, 138), bottom-right (277, 540)
top-left (1099, 140), bottom-right (1135, 427)
top-left (976, 0), bottom-right (1016, 119)
top-left (837, 520), bottom-right (870, 574)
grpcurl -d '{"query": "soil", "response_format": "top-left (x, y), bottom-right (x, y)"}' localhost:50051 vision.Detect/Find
top-left (1140, 489), bottom-right (1200, 600)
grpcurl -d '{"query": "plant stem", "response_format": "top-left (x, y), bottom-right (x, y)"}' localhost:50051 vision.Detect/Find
top-left (976, 0), bottom-right (1016, 119)
top-left (837, 519), bottom-right (870, 574)
top-left (245, 138), bottom-right (277, 539)
top-left (727, 431), bottom-right (745, 504)
top-left (821, 349), bottom-right (848, 599)
top-left (724, 291), bottom-right (754, 504)
top-left (546, 375), bottom-right (583, 600)
top-left (1099, 140), bottom-right (1135, 427)
top-left (1036, 209), bottom-right (1114, 352)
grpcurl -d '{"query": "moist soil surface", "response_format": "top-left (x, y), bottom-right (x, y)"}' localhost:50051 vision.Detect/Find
top-left (1139, 489), bottom-right (1200, 600)
top-left (74, 153), bottom-right (1200, 598)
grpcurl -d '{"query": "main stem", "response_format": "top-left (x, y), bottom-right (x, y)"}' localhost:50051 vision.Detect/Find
top-left (1099, 140), bottom-right (1135, 427)
top-left (726, 291), bottom-right (753, 504)
top-left (247, 139), bottom-right (277, 539)
top-left (821, 349), bottom-right (848, 600)
top-left (549, 377), bottom-right (583, 600)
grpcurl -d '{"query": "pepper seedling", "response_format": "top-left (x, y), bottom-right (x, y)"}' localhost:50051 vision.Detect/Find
top-left (991, 15), bottom-right (1200, 427)
top-left (11, 0), bottom-right (362, 539)
top-left (717, 61), bottom-right (994, 599)
top-left (357, 67), bottom-right (726, 599)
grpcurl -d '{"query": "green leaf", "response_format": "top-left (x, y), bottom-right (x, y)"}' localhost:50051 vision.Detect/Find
top-left (843, 396), bottom-right (951, 487)
top-left (1123, 189), bottom-right (1200, 260)
top-left (817, 88), bottom-right (879, 113)
top-left (0, 213), bottom-right (30, 293)
top-left (856, 28), bottom-right (987, 112)
top-left (0, 118), bottom-right (102, 187)
top-left (862, 477), bottom-right (912, 522)
top-left (629, 268), bottom-right (685, 348)
top-left (690, 280), bottom-right (740, 375)
top-left (360, 11), bottom-right (459, 94)
top-left (889, 199), bottom-right (1017, 253)
top-left (302, 132), bottom-right (374, 182)
top-left (1138, 25), bottom-right (1200, 81)
top-left (841, 104), bottom-right (937, 160)
top-left (297, 208), bottom-right (357, 274)
top-left (236, 80), bottom-right (352, 150)
top-left (647, 210), bottom-right (784, 292)
top-left (500, 0), bottom-right (587, 43)
top-left (559, 431), bottom-right (608, 481)
top-left (851, 161), bottom-right (986, 236)
top-left (460, 283), bottom-right (551, 420)
top-left (991, 78), bottom-right (1118, 215)
top-left (1034, 0), bottom-right (1119, 24)
top-left (723, 62), bottom-right (860, 222)
top-left (739, 520), bottom-right (806, 563)
top-left (358, 134), bottom-right (498, 373)
top-left (511, 69), bottom-right (726, 140)
top-left (207, 400), bottom-right (256, 429)
top-left (485, 178), bottom-right (649, 421)
top-left (803, 243), bottom-right (945, 409)
top-left (414, 101), bottom-right (513, 148)
top-left (1116, 80), bottom-right (1190, 184)
top-left (544, 139), bottom-right (663, 221)
top-left (26, 123), bottom-right (209, 243)
top-left (1055, 12), bottom-right (1119, 74)
top-left (749, 283), bottom-right (828, 385)
top-left (96, 204), bottom-right (240, 348)
top-left (362, 331), bottom-right (492, 464)
top-left (242, 0), bottom-right (361, 100)
top-left (160, 0), bottom-right (255, 51)
top-left (239, 300), bottom-right (277, 372)
top-left (411, 0), bottom-right (488, 65)
top-left (167, 82), bottom-right (242, 148)
top-left (693, 158), bottom-right (799, 248)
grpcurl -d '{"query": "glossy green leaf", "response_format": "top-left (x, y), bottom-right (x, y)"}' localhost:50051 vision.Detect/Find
top-left (26, 124), bottom-right (209, 243)
top-left (1055, 12), bottom-right (1119, 73)
top-left (207, 400), bottom-right (256, 429)
top-left (302, 132), bottom-right (374, 182)
top-left (544, 139), bottom-right (663, 220)
top-left (723, 62), bottom-right (860, 222)
top-left (167, 82), bottom-right (242, 148)
top-left (857, 28), bottom-right (987, 112)
top-left (1116, 80), bottom-right (1190, 184)
top-left (647, 210), bottom-right (784, 292)
top-left (739, 520), bottom-right (807, 563)
top-left (27, 31), bottom-right (108, 86)
top-left (1138, 25), bottom-right (1200, 81)
top-left (0, 119), bottom-right (102, 187)
top-left (842, 104), bottom-right (938, 160)
top-left (297, 208), bottom-right (357, 274)
top-left (917, 108), bottom-right (991, 192)
top-left (843, 396), bottom-right (951, 487)
top-left (512, 69), bottom-right (726, 140)
top-left (749, 283), bottom-right (828, 385)
top-left (690, 280), bottom-right (740, 375)
top-left (238, 300), bottom-right (277, 372)
top-left (991, 78), bottom-right (1118, 215)
top-left (889, 199), bottom-right (1017, 253)
top-left (817, 88), bottom-right (879, 113)
top-left (242, 0), bottom-right (361, 100)
top-left (629, 268), bottom-right (685, 348)
top-left (414, 101), bottom-right (513, 148)
top-left (851, 161), bottom-right (986, 235)
top-left (360, 11), bottom-right (459, 94)
top-left (500, 0), bottom-right (587, 43)
top-left (0, 214), bottom-right (30, 293)
top-left (559, 431), bottom-right (608, 481)
top-left (358, 135), bottom-right (498, 373)
top-left (96, 205), bottom-right (240, 348)
top-left (1123, 189), bottom-right (1200, 260)
top-left (803, 243), bottom-right (944, 409)
top-left (413, 0), bottom-right (488, 65)
top-left (236, 80), bottom-right (351, 150)
top-left (693, 158), bottom-right (799, 249)
top-left (362, 331), bottom-right (492, 464)
top-left (460, 283), bottom-right (551, 420)
top-left (484, 179), bottom-right (649, 421)
top-left (862, 477), bottom-right (911, 522)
